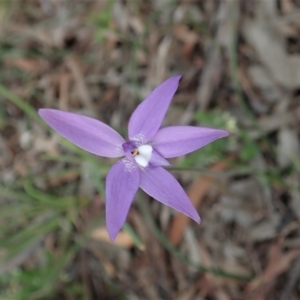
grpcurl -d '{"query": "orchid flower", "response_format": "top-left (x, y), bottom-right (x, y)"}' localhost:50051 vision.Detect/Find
top-left (38, 75), bottom-right (229, 240)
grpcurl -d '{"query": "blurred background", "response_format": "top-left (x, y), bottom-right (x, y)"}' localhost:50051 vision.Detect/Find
top-left (1, 0), bottom-right (300, 299)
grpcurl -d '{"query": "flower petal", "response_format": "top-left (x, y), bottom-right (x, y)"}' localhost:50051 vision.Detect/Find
top-left (106, 160), bottom-right (140, 240)
top-left (140, 167), bottom-right (200, 223)
top-left (152, 126), bottom-right (229, 158)
top-left (38, 109), bottom-right (125, 157)
top-left (149, 149), bottom-right (170, 167)
top-left (128, 75), bottom-right (181, 141)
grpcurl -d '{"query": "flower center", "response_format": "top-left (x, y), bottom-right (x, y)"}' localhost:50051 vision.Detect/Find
top-left (134, 145), bottom-right (152, 167)
top-left (131, 149), bottom-right (139, 156)
top-left (122, 141), bottom-right (153, 167)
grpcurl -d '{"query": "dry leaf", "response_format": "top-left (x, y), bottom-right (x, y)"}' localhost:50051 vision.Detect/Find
top-left (247, 238), bottom-right (300, 295)
top-left (169, 161), bottom-right (227, 246)
top-left (91, 227), bottom-right (134, 249)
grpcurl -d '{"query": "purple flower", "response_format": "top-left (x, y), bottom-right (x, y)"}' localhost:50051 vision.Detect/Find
top-left (38, 75), bottom-right (229, 240)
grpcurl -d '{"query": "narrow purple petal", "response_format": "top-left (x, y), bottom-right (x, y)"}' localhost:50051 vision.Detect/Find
top-left (149, 149), bottom-right (171, 167)
top-left (152, 126), bottom-right (229, 158)
top-left (106, 160), bottom-right (140, 240)
top-left (38, 109), bottom-right (125, 157)
top-left (128, 75), bottom-right (181, 142)
top-left (140, 167), bottom-right (200, 223)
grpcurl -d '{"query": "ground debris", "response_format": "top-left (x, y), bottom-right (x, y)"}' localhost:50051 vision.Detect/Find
top-left (0, 0), bottom-right (300, 299)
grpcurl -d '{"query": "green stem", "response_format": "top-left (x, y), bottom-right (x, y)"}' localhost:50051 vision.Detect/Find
top-left (0, 84), bottom-right (44, 125)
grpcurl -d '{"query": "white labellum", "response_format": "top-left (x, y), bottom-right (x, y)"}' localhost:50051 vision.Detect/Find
top-left (134, 145), bottom-right (153, 167)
